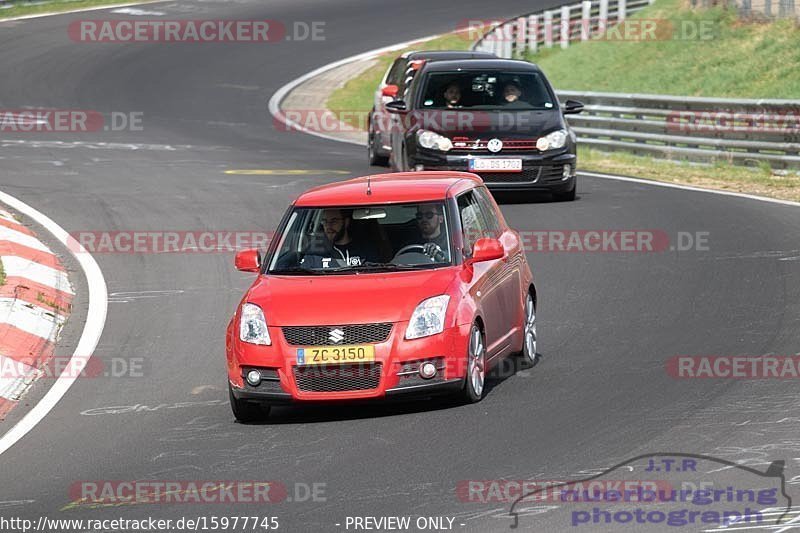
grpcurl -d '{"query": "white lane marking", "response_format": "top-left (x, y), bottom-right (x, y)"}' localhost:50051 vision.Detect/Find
top-left (0, 191), bottom-right (108, 457)
top-left (579, 171), bottom-right (800, 209)
top-left (0, 225), bottom-right (52, 252)
top-left (269, 41), bottom-right (800, 211)
top-left (0, 354), bottom-right (38, 401)
top-left (0, 0), bottom-right (167, 22)
top-left (110, 7), bottom-right (165, 15)
top-left (1, 256), bottom-right (74, 294)
top-left (268, 30), bottom-right (452, 147)
top-left (0, 298), bottom-right (66, 339)
top-left (0, 140), bottom-right (180, 151)
top-left (108, 289), bottom-right (184, 303)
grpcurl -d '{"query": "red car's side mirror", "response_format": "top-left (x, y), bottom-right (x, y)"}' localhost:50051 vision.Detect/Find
top-left (235, 249), bottom-right (261, 272)
top-left (467, 238), bottom-right (504, 265)
top-left (381, 84), bottom-right (399, 98)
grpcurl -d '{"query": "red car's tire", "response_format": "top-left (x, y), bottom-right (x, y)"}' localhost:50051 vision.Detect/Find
top-left (461, 323), bottom-right (486, 403)
top-left (229, 383), bottom-right (270, 423)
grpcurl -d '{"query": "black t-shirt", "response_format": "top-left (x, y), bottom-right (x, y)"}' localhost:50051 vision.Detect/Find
top-left (301, 239), bottom-right (376, 268)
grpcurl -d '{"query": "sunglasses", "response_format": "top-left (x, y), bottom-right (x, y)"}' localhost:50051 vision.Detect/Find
top-left (416, 212), bottom-right (438, 220)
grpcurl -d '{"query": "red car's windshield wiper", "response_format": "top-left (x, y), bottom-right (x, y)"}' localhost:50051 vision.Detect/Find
top-left (268, 266), bottom-right (326, 275)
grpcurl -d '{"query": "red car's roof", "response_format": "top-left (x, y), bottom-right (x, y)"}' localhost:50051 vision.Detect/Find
top-left (294, 172), bottom-right (483, 207)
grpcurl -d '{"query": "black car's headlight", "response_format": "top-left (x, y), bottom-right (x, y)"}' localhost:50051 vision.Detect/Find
top-left (536, 129), bottom-right (568, 151)
top-left (416, 130), bottom-right (453, 152)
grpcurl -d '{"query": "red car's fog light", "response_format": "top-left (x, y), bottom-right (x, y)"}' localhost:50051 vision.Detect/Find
top-left (419, 362), bottom-right (438, 379)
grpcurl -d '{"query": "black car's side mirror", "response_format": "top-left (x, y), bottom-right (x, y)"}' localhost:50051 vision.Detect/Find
top-left (385, 100), bottom-right (409, 114)
top-left (563, 99), bottom-right (584, 115)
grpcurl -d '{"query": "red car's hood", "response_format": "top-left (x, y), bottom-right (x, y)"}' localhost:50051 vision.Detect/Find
top-left (246, 268), bottom-right (459, 326)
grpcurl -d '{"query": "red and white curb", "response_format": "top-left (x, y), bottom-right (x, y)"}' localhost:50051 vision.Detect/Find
top-left (0, 208), bottom-right (73, 419)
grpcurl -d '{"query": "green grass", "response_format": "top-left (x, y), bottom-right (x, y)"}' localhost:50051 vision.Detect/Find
top-left (0, 0), bottom-right (151, 19)
top-left (578, 147), bottom-right (800, 201)
top-left (0, 259), bottom-right (5, 286)
top-left (529, 0), bottom-right (800, 98)
top-left (327, 32), bottom-right (473, 128)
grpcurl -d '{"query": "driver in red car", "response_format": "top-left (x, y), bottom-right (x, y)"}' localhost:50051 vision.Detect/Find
top-left (414, 204), bottom-right (448, 261)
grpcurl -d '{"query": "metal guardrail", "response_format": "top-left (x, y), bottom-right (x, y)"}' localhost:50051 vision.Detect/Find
top-left (472, 4), bottom-right (800, 169)
top-left (472, 0), bottom-right (652, 58)
top-left (559, 91), bottom-right (800, 168)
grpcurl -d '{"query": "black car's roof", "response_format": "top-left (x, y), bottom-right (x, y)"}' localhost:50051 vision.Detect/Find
top-left (403, 50), bottom-right (496, 61)
top-left (419, 58), bottom-right (543, 73)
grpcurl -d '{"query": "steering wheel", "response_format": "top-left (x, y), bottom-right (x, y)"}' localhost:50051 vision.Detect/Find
top-left (394, 243), bottom-right (445, 262)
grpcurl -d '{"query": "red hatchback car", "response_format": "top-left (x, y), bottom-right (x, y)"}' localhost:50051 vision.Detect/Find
top-left (226, 172), bottom-right (537, 422)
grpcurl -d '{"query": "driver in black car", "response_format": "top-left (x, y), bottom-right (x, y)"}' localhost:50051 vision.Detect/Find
top-left (413, 204), bottom-right (448, 261)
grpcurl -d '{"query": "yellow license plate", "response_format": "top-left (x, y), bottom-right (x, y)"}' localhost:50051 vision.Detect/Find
top-left (296, 345), bottom-right (375, 366)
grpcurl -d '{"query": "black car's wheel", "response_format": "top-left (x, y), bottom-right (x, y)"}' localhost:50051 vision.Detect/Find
top-left (461, 323), bottom-right (486, 403)
top-left (390, 144), bottom-right (408, 172)
top-left (367, 117), bottom-right (389, 167)
top-left (229, 383), bottom-right (270, 423)
top-left (553, 180), bottom-right (577, 201)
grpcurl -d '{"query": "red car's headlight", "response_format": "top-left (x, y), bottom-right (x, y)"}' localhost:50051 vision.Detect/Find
top-left (405, 295), bottom-right (450, 340)
top-left (239, 303), bottom-right (271, 345)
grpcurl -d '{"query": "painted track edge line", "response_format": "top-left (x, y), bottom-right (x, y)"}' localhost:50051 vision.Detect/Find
top-left (578, 171), bottom-right (800, 208)
top-left (0, 191), bottom-right (108, 456)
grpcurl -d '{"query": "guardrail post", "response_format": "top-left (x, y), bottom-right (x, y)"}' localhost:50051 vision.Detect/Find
top-left (618, 0), bottom-right (627, 21)
top-left (598, 0), bottom-right (609, 34)
top-left (528, 14), bottom-right (539, 53)
top-left (516, 17), bottom-right (527, 58)
top-left (544, 11), bottom-right (554, 48)
top-left (581, 0), bottom-right (592, 40)
top-left (502, 24), bottom-right (513, 58)
top-left (560, 6), bottom-right (570, 48)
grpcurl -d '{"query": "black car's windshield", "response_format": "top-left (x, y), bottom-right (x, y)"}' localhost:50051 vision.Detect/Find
top-left (420, 71), bottom-right (555, 111)
top-left (268, 202), bottom-right (453, 274)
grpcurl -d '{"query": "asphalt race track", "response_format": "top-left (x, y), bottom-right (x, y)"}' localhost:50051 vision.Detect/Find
top-left (1, 1), bottom-right (800, 532)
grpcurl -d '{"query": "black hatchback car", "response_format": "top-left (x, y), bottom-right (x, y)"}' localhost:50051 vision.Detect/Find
top-left (384, 59), bottom-right (583, 201)
top-left (368, 50), bottom-right (495, 167)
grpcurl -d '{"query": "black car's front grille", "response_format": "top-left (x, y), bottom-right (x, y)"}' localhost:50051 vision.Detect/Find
top-left (479, 168), bottom-right (541, 184)
top-left (293, 363), bottom-right (382, 392)
top-left (282, 323), bottom-right (392, 346)
top-left (451, 137), bottom-right (540, 153)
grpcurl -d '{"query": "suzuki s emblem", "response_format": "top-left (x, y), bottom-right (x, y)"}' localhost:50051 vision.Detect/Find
top-left (329, 328), bottom-right (345, 344)
top-left (487, 138), bottom-right (503, 153)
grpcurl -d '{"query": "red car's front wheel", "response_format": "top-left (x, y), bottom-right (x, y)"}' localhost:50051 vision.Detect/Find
top-left (462, 323), bottom-right (486, 403)
top-left (229, 384), bottom-right (271, 423)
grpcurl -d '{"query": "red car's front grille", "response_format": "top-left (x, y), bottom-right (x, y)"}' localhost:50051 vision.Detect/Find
top-left (293, 363), bottom-right (382, 393)
top-left (451, 137), bottom-right (539, 152)
top-left (282, 324), bottom-right (392, 346)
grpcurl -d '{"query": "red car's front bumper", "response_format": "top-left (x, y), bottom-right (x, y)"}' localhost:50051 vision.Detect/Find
top-left (226, 321), bottom-right (471, 403)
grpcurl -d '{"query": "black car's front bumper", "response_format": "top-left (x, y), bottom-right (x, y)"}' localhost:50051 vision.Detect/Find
top-left (408, 148), bottom-right (577, 192)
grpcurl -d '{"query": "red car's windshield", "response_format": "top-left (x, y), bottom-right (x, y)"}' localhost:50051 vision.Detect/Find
top-left (268, 202), bottom-right (453, 274)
